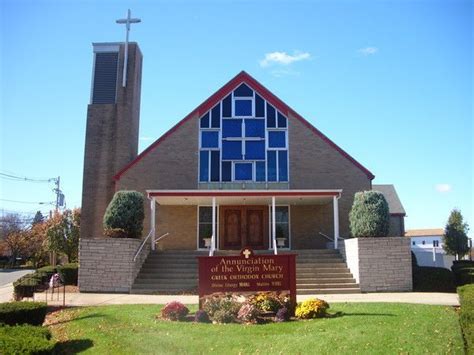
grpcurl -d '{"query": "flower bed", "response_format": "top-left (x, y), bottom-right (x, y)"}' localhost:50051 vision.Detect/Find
top-left (158, 293), bottom-right (329, 325)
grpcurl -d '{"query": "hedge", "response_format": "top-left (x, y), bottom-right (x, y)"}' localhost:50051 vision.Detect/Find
top-left (458, 285), bottom-right (474, 353)
top-left (452, 261), bottom-right (474, 286)
top-left (13, 275), bottom-right (42, 300)
top-left (57, 263), bottom-right (78, 285)
top-left (412, 266), bottom-right (456, 293)
top-left (0, 324), bottom-right (55, 355)
top-left (0, 302), bottom-right (48, 326)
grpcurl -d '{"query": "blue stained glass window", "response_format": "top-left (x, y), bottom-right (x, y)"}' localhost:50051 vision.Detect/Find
top-left (200, 113), bottom-right (209, 128)
top-left (222, 95), bottom-right (232, 117)
top-left (267, 151), bottom-right (277, 181)
top-left (234, 83), bottom-right (253, 97)
top-left (222, 119), bottom-right (242, 138)
top-left (199, 151), bottom-right (209, 182)
top-left (235, 163), bottom-right (252, 180)
top-left (222, 141), bottom-right (242, 160)
top-left (255, 94), bottom-right (265, 117)
top-left (235, 99), bottom-right (252, 116)
top-left (222, 161), bottom-right (231, 181)
top-left (277, 112), bottom-right (287, 128)
top-left (269, 131), bottom-right (286, 148)
top-left (211, 104), bottom-right (220, 128)
top-left (201, 131), bottom-right (218, 148)
top-left (256, 162), bottom-right (265, 181)
top-left (245, 119), bottom-right (265, 138)
top-left (245, 141), bottom-right (265, 160)
top-left (278, 150), bottom-right (288, 182)
top-left (210, 151), bottom-right (220, 181)
top-left (267, 104), bottom-right (276, 128)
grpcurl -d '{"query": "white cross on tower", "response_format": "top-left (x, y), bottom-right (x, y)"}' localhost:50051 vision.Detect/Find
top-left (116, 9), bottom-right (141, 87)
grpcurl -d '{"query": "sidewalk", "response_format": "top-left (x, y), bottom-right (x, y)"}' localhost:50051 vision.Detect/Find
top-left (29, 291), bottom-right (460, 307)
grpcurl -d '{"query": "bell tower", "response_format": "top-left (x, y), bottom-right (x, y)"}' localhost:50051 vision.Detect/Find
top-left (80, 41), bottom-right (143, 239)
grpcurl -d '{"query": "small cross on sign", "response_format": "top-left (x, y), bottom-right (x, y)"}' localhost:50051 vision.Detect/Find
top-left (242, 249), bottom-right (252, 259)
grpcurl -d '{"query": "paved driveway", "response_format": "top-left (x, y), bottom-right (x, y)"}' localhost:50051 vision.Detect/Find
top-left (0, 269), bottom-right (35, 286)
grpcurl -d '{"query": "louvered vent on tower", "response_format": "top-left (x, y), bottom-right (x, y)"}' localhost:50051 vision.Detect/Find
top-left (91, 50), bottom-right (119, 104)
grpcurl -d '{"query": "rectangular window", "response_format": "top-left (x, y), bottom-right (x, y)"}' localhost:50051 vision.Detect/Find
top-left (222, 119), bottom-right (242, 138)
top-left (267, 151), bottom-right (277, 181)
top-left (269, 131), bottom-right (286, 148)
top-left (199, 151), bottom-right (209, 182)
top-left (211, 104), bottom-right (221, 128)
top-left (222, 161), bottom-right (232, 181)
top-left (234, 99), bottom-right (253, 116)
top-left (245, 119), bottom-right (265, 138)
top-left (256, 161), bottom-right (265, 181)
top-left (277, 112), bottom-right (287, 128)
top-left (255, 94), bottom-right (265, 117)
top-left (222, 141), bottom-right (242, 160)
top-left (245, 141), bottom-right (265, 160)
top-left (201, 131), bottom-right (218, 148)
top-left (198, 207), bottom-right (214, 249)
top-left (210, 151), bottom-right (220, 181)
top-left (222, 95), bottom-right (232, 117)
top-left (235, 162), bottom-right (253, 180)
top-left (278, 150), bottom-right (288, 182)
top-left (273, 206), bottom-right (289, 248)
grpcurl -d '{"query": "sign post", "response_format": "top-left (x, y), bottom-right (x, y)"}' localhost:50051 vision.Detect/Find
top-left (197, 248), bottom-right (297, 310)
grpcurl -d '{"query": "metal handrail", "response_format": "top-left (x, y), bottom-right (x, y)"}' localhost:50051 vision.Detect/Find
top-left (318, 232), bottom-right (346, 241)
top-left (133, 231), bottom-right (169, 262)
top-left (209, 234), bottom-right (215, 256)
top-left (154, 232), bottom-right (170, 245)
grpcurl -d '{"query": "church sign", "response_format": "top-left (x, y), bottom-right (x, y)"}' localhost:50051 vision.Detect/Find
top-left (197, 249), bottom-right (297, 308)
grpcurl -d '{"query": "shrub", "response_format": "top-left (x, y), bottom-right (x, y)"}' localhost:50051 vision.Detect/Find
top-left (0, 301), bottom-right (48, 326)
top-left (194, 310), bottom-right (210, 323)
top-left (160, 301), bottom-right (189, 321)
top-left (57, 263), bottom-right (78, 285)
top-left (248, 292), bottom-right (291, 313)
top-left (202, 294), bottom-right (240, 323)
top-left (0, 324), bottom-right (55, 355)
top-left (411, 251), bottom-right (418, 268)
top-left (103, 190), bottom-right (145, 239)
top-left (458, 285), bottom-right (474, 352)
top-left (412, 266), bottom-right (456, 292)
top-left (103, 228), bottom-right (129, 239)
top-left (13, 275), bottom-right (41, 300)
top-left (452, 261), bottom-right (474, 286)
top-left (349, 191), bottom-right (390, 238)
top-left (295, 298), bottom-right (329, 319)
top-left (237, 303), bottom-right (260, 323)
top-left (275, 307), bottom-right (290, 322)
top-left (36, 266), bottom-right (56, 284)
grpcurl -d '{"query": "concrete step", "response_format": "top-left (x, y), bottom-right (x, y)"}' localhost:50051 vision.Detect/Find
top-left (297, 278), bottom-right (356, 284)
top-left (296, 282), bottom-right (357, 289)
top-left (133, 279), bottom-right (197, 286)
top-left (297, 288), bottom-right (361, 295)
top-left (296, 263), bottom-right (349, 269)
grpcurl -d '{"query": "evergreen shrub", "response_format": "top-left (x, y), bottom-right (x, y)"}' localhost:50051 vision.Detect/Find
top-left (412, 266), bottom-right (456, 292)
top-left (0, 324), bottom-right (55, 355)
top-left (349, 191), bottom-right (390, 238)
top-left (103, 190), bottom-right (145, 238)
top-left (57, 263), bottom-right (78, 285)
top-left (0, 302), bottom-right (48, 326)
top-left (458, 285), bottom-right (474, 352)
top-left (13, 275), bottom-right (41, 300)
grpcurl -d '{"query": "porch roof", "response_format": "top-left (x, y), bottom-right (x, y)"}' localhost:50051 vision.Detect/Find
top-left (147, 189), bottom-right (341, 206)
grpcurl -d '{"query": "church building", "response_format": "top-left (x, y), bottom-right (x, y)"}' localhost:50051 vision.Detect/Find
top-left (78, 42), bottom-right (408, 294)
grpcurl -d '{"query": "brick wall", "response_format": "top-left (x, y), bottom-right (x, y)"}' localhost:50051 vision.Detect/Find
top-left (340, 237), bottom-right (412, 292)
top-left (291, 205), bottom-right (333, 249)
top-left (78, 238), bottom-right (149, 292)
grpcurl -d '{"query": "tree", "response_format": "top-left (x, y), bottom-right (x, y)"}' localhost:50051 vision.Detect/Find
top-left (32, 211), bottom-right (45, 225)
top-left (25, 221), bottom-right (50, 268)
top-left (46, 209), bottom-right (80, 263)
top-left (443, 209), bottom-right (469, 260)
top-left (103, 191), bottom-right (144, 238)
top-left (0, 213), bottom-right (25, 241)
top-left (349, 191), bottom-right (390, 238)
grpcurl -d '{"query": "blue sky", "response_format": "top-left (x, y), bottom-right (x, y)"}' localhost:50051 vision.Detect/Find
top-left (1, 0), bottom-right (472, 236)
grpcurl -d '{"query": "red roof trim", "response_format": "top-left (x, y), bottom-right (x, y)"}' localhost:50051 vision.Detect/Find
top-left (149, 191), bottom-right (339, 197)
top-left (114, 71), bottom-right (375, 181)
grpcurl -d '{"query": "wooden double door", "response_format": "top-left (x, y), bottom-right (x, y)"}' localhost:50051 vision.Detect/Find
top-left (219, 206), bottom-right (269, 250)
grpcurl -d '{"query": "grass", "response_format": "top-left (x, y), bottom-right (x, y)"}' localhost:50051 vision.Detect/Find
top-left (48, 303), bottom-right (464, 354)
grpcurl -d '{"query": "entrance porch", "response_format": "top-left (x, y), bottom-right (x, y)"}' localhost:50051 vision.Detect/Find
top-left (146, 190), bottom-right (342, 254)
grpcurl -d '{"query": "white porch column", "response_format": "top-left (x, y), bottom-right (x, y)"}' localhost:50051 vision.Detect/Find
top-left (212, 197), bottom-right (216, 252)
top-left (272, 196), bottom-right (277, 255)
top-left (333, 195), bottom-right (340, 249)
top-left (150, 198), bottom-right (156, 250)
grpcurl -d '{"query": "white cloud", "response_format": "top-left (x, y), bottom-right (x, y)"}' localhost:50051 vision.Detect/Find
top-left (259, 51), bottom-right (311, 67)
top-left (358, 47), bottom-right (379, 56)
top-left (139, 136), bottom-right (153, 141)
top-left (435, 184), bottom-right (452, 193)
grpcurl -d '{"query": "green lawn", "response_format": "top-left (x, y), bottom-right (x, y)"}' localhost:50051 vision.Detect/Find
top-left (49, 303), bottom-right (464, 354)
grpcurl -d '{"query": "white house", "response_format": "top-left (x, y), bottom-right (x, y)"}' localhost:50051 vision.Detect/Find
top-left (405, 229), bottom-right (454, 269)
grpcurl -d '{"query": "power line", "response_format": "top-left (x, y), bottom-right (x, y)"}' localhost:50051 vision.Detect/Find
top-left (0, 198), bottom-right (55, 205)
top-left (0, 171), bottom-right (56, 183)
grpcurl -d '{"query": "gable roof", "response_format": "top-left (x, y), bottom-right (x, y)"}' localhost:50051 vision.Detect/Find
top-left (114, 71), bottom-right (375, 181)
top-left (405, 229), bottom-right (444, 237)
top-left (372, 184), bottom-right (406, 215)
